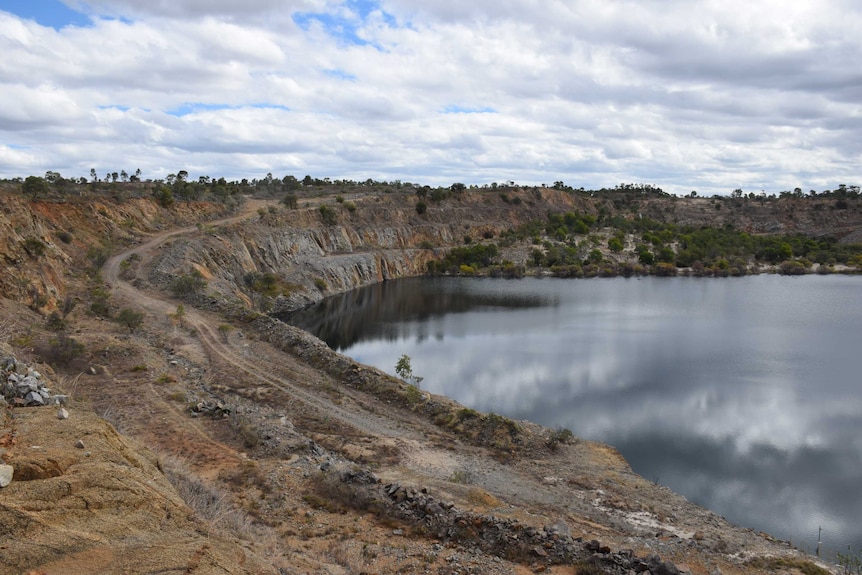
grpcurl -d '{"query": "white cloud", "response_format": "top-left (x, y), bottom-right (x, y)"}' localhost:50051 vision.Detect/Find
top-left (1, 1), bottom-right (860, 193)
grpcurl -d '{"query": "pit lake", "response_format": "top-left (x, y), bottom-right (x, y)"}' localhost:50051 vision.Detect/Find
top-left (283, 274), bottom-right (862, 556)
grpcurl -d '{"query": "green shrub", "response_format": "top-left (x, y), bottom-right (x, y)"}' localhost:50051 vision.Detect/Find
top-left (38, 333), bottom-right (85, 367)
top-left (21, 238), bottom-right (46, 258)
top-left (171, 270), bottom-right (207, 297)
top-left (116, 308), bottom-right (145, 332)
top-left (89, 286), bottom-right (112, 318)
top-left (319, 204), bottom-right (337, 225)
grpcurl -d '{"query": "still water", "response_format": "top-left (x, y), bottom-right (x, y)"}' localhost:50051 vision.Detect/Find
top-left (284, 275), bottom-right (862, 555)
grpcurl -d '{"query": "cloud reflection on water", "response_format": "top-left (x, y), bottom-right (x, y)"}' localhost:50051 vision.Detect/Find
top-left (284, 275), bottom-right (862, 553)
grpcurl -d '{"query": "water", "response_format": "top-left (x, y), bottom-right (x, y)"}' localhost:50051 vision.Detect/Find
top-left (283, 275), bottom-right (862, 556)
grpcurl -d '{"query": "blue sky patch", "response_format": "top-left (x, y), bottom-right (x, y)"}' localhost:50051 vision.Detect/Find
top-left (1, 0), bottom-right (91, 30)
top-left (292, 0), bottom-right (396, 48)
top-left (166, 103), bottom-right (290, 117)
top-left (324, 69), bottom-right (357, 81)
top-left (441, 105), bottom-right (497, 114)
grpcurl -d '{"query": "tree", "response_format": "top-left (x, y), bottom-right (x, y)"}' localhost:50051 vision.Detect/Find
top-left (116, 308), bottom-right (145, 333)
top-left (395, 354), bottom-right (423, 387)
top-left (22, 176), bottom-right (50, 198)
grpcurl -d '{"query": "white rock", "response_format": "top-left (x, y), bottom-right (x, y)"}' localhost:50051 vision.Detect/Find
top-left (0, 464), bottom-right (13, 488)
top-left (57, 408), bottom-right (69, 420)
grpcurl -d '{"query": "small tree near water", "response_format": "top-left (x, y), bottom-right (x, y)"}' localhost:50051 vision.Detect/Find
top-left (395, 354), bottom-right (423, 387)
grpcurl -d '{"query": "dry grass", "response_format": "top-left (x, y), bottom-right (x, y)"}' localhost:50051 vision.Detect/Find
top-left (748, 556), bottom-right (832, 575)
top-left (160, 455), bottom-right (255, 539)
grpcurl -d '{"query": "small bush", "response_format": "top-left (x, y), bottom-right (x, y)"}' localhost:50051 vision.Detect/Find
top-left (38, 333), bottom-right (85, 367)
top-left (21, 238), bottom-right (46, 258)
top-left (547, 427), bottom-right (575, 452)
top-left (171, 270), bottom-right (207, 297)
top-left (89, 287), bottom-right (112, 318)
top-left (56, 231), bottom-right (73, 244)
top-left (449, 469), bottom-right (473, 484)
top-left (319, 204), bottom-right (337, 225)
top-left (116, 308), bottom-right (145, 332)
top-left (86, 245), bottom-right (111, 270)
top-left (46, 311), bottom-right (67, 332)
top-left (314, 277), bottom-right (328, 291)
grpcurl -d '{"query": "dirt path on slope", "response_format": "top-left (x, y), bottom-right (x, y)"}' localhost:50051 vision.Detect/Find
top-left (98, 198), bottom-right (586, 512)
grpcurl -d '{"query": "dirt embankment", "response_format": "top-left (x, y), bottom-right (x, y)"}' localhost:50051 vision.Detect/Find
top-left (1, 187), bottom-right (855, 574)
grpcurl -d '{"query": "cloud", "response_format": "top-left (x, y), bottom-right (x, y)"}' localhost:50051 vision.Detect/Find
top-left (1, 1), bottom-right (861, 193)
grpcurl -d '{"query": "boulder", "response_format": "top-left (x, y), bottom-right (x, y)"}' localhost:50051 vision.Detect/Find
top-left (0, 464), bottom-right (13, 487)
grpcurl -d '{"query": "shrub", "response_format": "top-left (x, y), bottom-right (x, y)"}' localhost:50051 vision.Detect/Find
top-left (171, 270), bottom-right (206, 297)
top-left (86, 245), bottom-right (111, 270)
top-left (21, 238), bottom-right (46, 258)
top-left (779, 260), bottom-right (807, 275)
top-left (46, 311), bottom-right (67, 332)
top-left (415, 201), bottom-right (427, 215)
top-left (547, 427), bottom-right (575, 452)
top-left (56, 231), bottom-right (73, 244)
top-left (319, 204), bottom-right (337, 225)
top-left (38, 333), bottom-right (85, 367)
top-left (116, 308), bottom-right (145, 333)
top-left (89, 286), bottom-right (112, 318)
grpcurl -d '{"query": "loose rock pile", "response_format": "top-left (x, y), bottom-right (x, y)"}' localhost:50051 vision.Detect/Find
top-left (189, 400), bottom-right (231, 418)
top-left (335, 469), bottom-right (691, 575)
top-left (1, 355), bottom-right (67, 407)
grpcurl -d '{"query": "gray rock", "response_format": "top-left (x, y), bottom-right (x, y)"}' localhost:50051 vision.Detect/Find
top-left (75, 439), bottom-right (85, 449)
top-left (546, 519), bottom-right (571, 538)
top-left (57, 407), bottom-right (69, 420)
top-left (0, 464), bottom-right (13, 488)
top-left (25, 391), bottom-right (45, 406)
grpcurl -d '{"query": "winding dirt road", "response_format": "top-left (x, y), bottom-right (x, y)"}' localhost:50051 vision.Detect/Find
top-left (99, 198), bottom-right (577, 509)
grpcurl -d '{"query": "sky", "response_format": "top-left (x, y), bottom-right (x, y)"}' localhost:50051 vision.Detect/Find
top-left (1, 0), bottom-right (861, 195)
